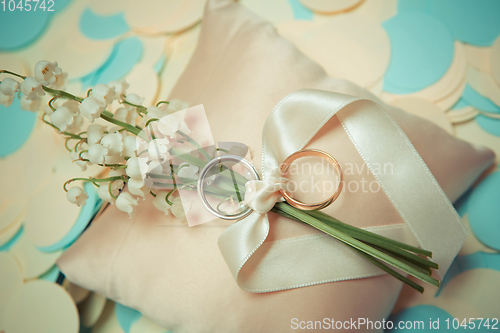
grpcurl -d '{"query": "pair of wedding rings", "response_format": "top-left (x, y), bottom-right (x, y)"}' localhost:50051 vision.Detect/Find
top-left (198, 149), bottom-right (343, 220)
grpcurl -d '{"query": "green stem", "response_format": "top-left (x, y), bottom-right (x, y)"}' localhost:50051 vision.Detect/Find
top-left (178, 131), bottom-right (211, 160)
top-left (48, 96), bottom-right (59, 111)
top-left (305, 210), bottom-right (433, 258)
top-left (273, 209), bottom-right (425, 293)
top-left (100, 113), bottom-right (141, 136)
top-left (122, 100), bottom-right (147, 112)
top-left (0, 70), bottom-right (26, 79)
top-left (63, 176), bottom-right (126, 192)
top-left (273, 202), bottom-right (440, 289)
top-left (41, 114), bottom-right (83, 140)
top-left (156, 101), bottom-right (169, 107)
top-left (108, 181), bottom-right (118, 200)
top-left (42, 86), bottom-right (83, 102)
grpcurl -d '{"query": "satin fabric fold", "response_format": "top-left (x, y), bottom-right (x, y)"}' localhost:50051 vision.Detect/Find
top-left (217, 89), bottom-right (468, 293)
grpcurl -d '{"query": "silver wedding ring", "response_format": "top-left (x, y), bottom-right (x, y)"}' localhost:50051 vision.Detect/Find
top-left (197, 155), bottom-right (260, 220)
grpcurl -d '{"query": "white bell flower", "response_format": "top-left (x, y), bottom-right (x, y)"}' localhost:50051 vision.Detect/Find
top-left (88, 143), bottom-right (108, 164)
top-left (148, 138), bottom-right (170, 160)
top-left (66, 114), bottom-right (84, 134)
top-left (97, 178), bottom-right (124, 204)
top-left (20, 95), bottom-right (42, 112)
top-left (50, 71), bottom-right (68, 90)
top-left (80, 96), bottom-right (105, 122)
top-left (21, 77), bottom-right (45, 100)
top-left (91, 84), bottom-right (115, 106)
top-left (144, 105), bottom-right (168, 123)
top-left (113, 107), bottom-right (137, 126)
top-left (157, 110), bottom-right (190, 139)
top-left (128, 177), bottom-right (147, 199)
top-left (101, 132), bottom-right (123, 156)
top-left (125, 93), bottom-right (144, 106)
top-left (34, 60), bottom-right (62, 85)
top-left (0, 93), bottom-right (14, 108)
top-left (66, 186), bottom-right (88, 207)
top-left (87, 124), bottom-right (106, 145)
top-left (126, 156), bottom-right (146, 179)
top-left (62, 100), bottom-right (80, 113)
top-left (70, 149), bottom-right (88, 171)
top-left (171, 196), bottom-right (190, 220)
top-left (108, 80), bottom-right (129, 100)
top-left (166, 99), bottom-right (189, 114)
top-left (50, 105), bottom-right (77, 132)
top-left (177, 163), bottom-right (199, 181)
top-left (122, 134), bottom-right (137, 158)
top-left (116, 191), bottom-right (139, 217)
top-left (152, 191), bottom-right (171, 215)
top-left (0, 78), bottom-right (20, 97)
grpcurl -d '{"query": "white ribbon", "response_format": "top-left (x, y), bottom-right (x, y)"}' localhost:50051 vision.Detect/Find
top-left (217, 89), bottom-right (467, 293)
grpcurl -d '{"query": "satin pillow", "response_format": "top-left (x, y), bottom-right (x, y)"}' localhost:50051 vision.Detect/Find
top-left (57, 0), bottom-right (495, 331)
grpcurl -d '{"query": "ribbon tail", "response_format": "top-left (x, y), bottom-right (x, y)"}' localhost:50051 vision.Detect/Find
top-left (217, 212), bottom-right (270, 285)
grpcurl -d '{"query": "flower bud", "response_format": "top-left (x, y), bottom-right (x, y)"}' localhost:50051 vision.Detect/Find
top-left (116, 192), bottom-right (139, 217)
top-left (88, 144), bottom-right (108, 164)
top-left (157, 110), bottom-right (190, 139)
top-left (171, 196), bottom-right (190, 220)
top-left (70, 149), bottom-right (88, 172)
top-left (148, 138), bottom-right (170, 160)
top-left (128, 177), bottom-right (146, 199)
top-left (66, 114), bottom-right (84, 134)
top-left (66, 186), bottom-right (88, 207)
top-left (113, 107), bottom-right (137, 126)
top-left (122, 134), bottom-right (137, 158)
top-left (152, 191), bottom-right (171, 215)
top-left (0, 93), bottom-right (14, 108)
top-left (101, 132), bottom-right (124, 156)
top-left (50, 105), bottom-right (77, 132)
top-left (20, 95), bottom-right (41, 112)
top-left (126, 156), bottom-right (146, 179)
top-left (21, 77), bottom-right (45, 100)
top-left (34, 60), bottom-right (62, 85)
top-left (125, 93), bottom-right (144, 106)
top-left (87, 124), bottom-right (106, 145)
top-left (97, 179), bottom-right (124, 204)
top-left (50, 71), bottom-right (68, 90)
top-left (144, 105), bottom-right (168, 123)
top-left (80, 96), bottom-right (105, 122)
top-left (108, 80), bottom-right (129, 100)
top-left (0, 78), bottom-right (20, 97)
top-left (177, 163), bottom-right (198, 181)
top-left (166, 99), bottom-right (189, 114)
top-left (91, 84), bottom-right (115, 107)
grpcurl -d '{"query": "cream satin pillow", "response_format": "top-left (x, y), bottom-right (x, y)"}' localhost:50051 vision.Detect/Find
top-left (57, 0), bottom-right (495, 331)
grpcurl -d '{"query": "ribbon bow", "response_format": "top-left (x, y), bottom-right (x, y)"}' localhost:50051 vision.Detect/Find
top-left (244, 168), bottom-right (288, 215)
top-left (217, 89), bottom-right (467, 293)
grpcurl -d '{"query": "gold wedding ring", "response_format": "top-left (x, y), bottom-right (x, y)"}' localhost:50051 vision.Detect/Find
top-left (279, 149), bottom-right (343, 210)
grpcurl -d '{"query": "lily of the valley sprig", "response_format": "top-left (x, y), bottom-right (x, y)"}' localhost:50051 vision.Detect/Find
top-left (1, 61), bottom-right (190, 219)
top-left (1, 61), bottom-right (440, 293)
